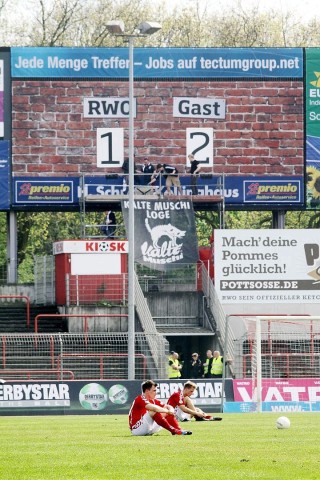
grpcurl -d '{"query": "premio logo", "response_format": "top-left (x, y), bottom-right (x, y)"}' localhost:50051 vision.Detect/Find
top-left (16, 180), bottom-right (74, 204)
top-left (244, 180), bottom-right (300, 203)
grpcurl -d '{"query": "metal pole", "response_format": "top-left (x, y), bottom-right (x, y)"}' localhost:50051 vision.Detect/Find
top-left (128, 36), bottom-right (135, 379)
top-left (221, 314), bottom-right (229, 413)
top-left (256, 317), bottom-right (262, 412)
top-left (7, 211), bottom-right (18, 284)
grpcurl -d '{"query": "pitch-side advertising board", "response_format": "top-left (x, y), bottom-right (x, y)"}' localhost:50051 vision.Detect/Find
top-left (1, 379), bottom-right (318, 416)
top-left (225, 378), bottom-right (320, 413)
top-left (0, 380), bottom-right (232, 416)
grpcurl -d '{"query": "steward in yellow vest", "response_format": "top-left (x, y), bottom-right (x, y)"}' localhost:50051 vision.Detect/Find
top-left (202, 350), bottom-right (214, 378)
top-left (168, 351), bottom-right (182, 379)
top-left (211, 350), bottom-right (223, 378)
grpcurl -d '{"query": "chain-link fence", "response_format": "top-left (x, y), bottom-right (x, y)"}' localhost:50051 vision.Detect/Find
top-left (0, 332), bottom-right (169, 381)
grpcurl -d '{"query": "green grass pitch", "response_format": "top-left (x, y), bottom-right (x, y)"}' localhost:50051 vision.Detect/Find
top-left (0, 413), bottom-right (319, 480)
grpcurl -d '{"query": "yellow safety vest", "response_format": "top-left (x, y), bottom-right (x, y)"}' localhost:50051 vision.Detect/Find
top-left (211, 356), bottom-right (223, 376)
top-left (203, 358), bottom-right (212, 375)
top-left (168, 357), bottom-right (181, 378)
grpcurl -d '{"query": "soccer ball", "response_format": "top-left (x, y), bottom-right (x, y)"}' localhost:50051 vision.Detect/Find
top-left (98, 242), bottom-right (109, 252)
top-left (79, 383), bottom-right (108, 411)
top-left (108, 384), bottom-right (129, 405)
top-left (276, 416), bottom-right (291, 429)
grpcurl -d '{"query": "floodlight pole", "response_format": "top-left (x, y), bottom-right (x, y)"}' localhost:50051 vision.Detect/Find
top-left (107, 21), bottom-right (161, 380)
top-left (127, 35), bottom-right (135, 380)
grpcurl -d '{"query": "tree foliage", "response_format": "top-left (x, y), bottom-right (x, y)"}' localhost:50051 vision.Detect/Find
top-left (2, 0), bottom-right (320, 48)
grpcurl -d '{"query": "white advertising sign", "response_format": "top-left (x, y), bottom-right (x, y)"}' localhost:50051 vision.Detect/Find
top-left (71, 253), bottom-right (121, 275)
top-left (53, 240), bottom-right (128, 254)
top-left (215, 229), bottom-right (320, 304)
top-left (83, 97), bottom-right (136, 118)
top-left (97, 128), bottom-right (124, 167)
top-left (173, 97), bottom-right (226, 119)
top-left (186, 128), bottom-right (213, 167)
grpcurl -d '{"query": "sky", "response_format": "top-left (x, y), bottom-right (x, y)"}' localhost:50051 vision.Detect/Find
top-left (163, 0), bottom-right (319, 22)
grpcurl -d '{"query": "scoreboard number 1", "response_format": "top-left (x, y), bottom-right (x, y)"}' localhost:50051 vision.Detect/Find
top-left (97, 128), bottom-right (124, 168)
top-left (186, 128), bottom-right (213, 166)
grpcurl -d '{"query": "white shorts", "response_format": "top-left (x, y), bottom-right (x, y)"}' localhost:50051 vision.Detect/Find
top-left (131, 412), bottom-right (162, 436)
top-left (175, 407), bottom-right (191, 422)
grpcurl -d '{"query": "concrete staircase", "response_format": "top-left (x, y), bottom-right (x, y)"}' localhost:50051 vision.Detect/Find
top-left (0, 304), bottom-right (68, 333)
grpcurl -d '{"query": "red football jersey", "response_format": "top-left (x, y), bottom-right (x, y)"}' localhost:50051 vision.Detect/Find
top-left (167, 389), bottom-right (185, 408)
top-left (129, 394), bottom-right (164, 430)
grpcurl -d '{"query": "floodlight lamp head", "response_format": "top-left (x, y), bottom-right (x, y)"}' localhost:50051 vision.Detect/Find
top-left (138, 21), bottom-right (162, 35)
top-left (106, 20), bottom-right (125, 35)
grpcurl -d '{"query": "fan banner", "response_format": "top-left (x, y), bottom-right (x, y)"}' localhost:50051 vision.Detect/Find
top-left (121, 199), bottom-right (199, 270)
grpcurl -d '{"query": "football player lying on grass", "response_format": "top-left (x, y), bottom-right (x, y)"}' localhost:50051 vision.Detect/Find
top-left (167, 380), bottom-right (223, 422)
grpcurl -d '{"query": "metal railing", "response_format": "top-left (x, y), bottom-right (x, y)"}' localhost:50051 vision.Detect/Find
top-left (0, 332), bottom-right (166, 380)
top-left (65, 273), bottom-right (128, 306)
top-left (34, 313), bottom-right (128, 334)
top-left (134, 272), bottom-right (169, 379)
top-left (137, 263), bottom-right (200, 293)
top-left (0, 369), bottom-right (75, 381)
top-left (34, 256), bottom-right (55, 305)
top-left (56, 353), bottom-right (147, 380)
top-left (242, 352), bottom-right (320, 379)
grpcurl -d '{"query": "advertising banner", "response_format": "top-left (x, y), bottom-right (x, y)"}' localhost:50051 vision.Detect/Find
top-left (0, 59), bottom-right (3, 137)
top-left (11, 47), bottom-right (303, 79)
top-left (122, 199), bottom-right (199, 270)
top-left (0, 379), bottom-right (232, 416)
top-left (226, 378), bottom-right (320, 412)
top-left (14, 178), bottom-right (76, 205)
top-left (306, 48), bottom-right (320, 209)
top-left (11, 175), bottom-right (304, 210)
top-left (233, 378), bottom-right (320, 402)
top-left (224, 401), bottom-right (320, 413)
top-left (0, 140), bottom-right (10, 210)
top-left (215, 229), bottom-right (320, 304)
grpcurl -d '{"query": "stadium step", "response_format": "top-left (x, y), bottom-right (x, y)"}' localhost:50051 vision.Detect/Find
top-left (0, 304), bottom-right (67, 333)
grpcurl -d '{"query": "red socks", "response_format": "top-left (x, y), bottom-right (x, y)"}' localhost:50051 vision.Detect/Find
top-left (153, 412), bottom-right (180, 433)
top-left (165, 413), bottom-right (180, 430)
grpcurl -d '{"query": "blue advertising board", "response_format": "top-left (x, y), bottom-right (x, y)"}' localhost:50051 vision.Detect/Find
top-left (11, 47), bottom-right (303, 79)
top-left (224, 401), bottom-right (320, 413)
top-left (0, 140), bottom-right (10, 211)
top-left (11, 175), bottom-right (304, 210)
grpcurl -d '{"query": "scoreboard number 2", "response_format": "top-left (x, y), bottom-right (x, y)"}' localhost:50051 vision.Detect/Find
top-left (97, 128), bottom-right (124, 168)
top-left (186, 128), bottom-right (213, 166)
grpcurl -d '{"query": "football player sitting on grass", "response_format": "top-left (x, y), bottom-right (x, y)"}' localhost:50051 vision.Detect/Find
top-left (129, 380), bottom-right (192, 436)
top-left (167, 380), bottom-right (222, 422)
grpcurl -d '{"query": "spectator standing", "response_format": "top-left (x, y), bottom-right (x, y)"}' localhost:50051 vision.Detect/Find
top-left (142, 157), bottom-right (155, 185)
top-left (188, 154), bottom-right (201, 195)
top-left (202, 350), bottom-right (214, 378)
top-left (128, 380), bottom-right (192, 436)
top-left (168, 351), bottom-right (182, 379)
top-left (151, 163), bottom-right (182, 195)
top-left (100, 210), bottom-right (116, 238)
top-left (189, 352), bottom-right (202, 379)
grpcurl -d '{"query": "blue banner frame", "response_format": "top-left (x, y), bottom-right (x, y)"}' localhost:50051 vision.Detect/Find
top-left (12, 175), bottom-right (304, 210)
top-left (0, 140), bottom-right (10, 210)
top-left (11, 47), bottom-right (303, 79)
